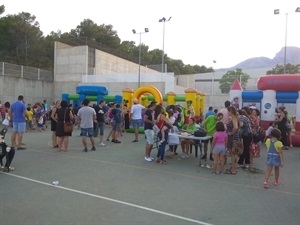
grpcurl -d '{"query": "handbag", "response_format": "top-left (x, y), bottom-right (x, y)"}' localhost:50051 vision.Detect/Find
top-left (2, 119), bottom-right (9, 126)
top-left (63, 109), bottom-right (73, 133)
top-left (232, 139), bottom-right (244, 156)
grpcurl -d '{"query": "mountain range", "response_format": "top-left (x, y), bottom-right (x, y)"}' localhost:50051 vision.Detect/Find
top-left (230, 46), bottom-right (300, 69)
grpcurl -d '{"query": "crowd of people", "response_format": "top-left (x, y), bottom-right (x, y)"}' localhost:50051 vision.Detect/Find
top-left (0, 96), bottom-right (293, 188)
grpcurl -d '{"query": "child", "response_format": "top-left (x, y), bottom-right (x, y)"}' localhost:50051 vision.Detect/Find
top-left (263, 128), bottom-right (284, 188)
top-left (263, 122), bottom-right (274, 143)
top-left (37, 116), bottom-right (44, 132)
top-left (26, 107), bottom-right (34, 131)
top-left (157, 111), bottom-right (173, 145)
top-left (210, 121), bottom-right (227, 175)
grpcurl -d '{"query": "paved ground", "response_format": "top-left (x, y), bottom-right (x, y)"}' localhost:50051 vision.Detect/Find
top-left (0, 123), bottom-right (299, 225)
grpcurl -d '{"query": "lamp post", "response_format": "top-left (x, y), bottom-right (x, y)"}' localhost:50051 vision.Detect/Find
top-left (211, 60), bottom-right (216, 94)
top-left (159, 17), bottom-right (172, 73)
top-left (132, 28), bottom-right (149, 87)
top-left (274, 7), bottom-right (300, 74)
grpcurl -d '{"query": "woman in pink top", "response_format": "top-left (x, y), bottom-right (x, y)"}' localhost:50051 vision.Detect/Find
top-left (210, 121), bottom-right (227, 175)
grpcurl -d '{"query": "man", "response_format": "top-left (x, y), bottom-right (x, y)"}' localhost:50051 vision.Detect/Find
top-left (143, 101), bottom-right (157, 162)
top-left (202, 112), bottom-right (224, 162)
top-left (205, 106), bottom-right (215, 119)
top-left (94, 100), bottom-right (107, 147)
top-left (130, 98), bottom-right (145, 142)
top-left (9, 95), bottom-right (27, 150)
top-left (77, 99), bottom-right (97, 152)
top-left (220, 100), bottom-right (231, 126)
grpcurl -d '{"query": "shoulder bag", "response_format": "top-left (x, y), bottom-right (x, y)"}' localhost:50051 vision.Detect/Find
top-left (63, 109), bottom-right (73, 133)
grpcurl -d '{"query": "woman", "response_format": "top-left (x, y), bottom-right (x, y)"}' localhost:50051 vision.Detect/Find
top-left (249, 108), bottom-right (261, 165)
top-left (225, 106), bottom-right (240, 174)
top-left (179, 117), bottom-right (197, 159)
top-left (55, 100), bottom-right (74, 151)
top-left (276, 108), bottom-right (288, 150)
top-left (50, 100), bottom-right (60, 148)
top-left (237, 107), bottom-right (253, 168)
top-left (154, 105), bottom-right (174, 164)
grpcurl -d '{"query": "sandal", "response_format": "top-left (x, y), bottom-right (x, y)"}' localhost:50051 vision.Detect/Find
top-left (225, 169), bottom-right (237, 175)
top-left (159, 160), bottom-right (167, 165)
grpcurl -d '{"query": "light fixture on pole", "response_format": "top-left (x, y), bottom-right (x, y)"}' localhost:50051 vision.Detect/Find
top-left (132, 28), bottom-right (149, 87)
top-left (159, 17), bottom-right (172, 73)
top-left (211, 60), bottom-right (216, 94)
top-left (274, 7), bottom-right (300, 74)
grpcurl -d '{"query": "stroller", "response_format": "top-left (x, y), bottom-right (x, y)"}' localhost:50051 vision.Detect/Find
top-left (0, 128), bottom-right (15, 172)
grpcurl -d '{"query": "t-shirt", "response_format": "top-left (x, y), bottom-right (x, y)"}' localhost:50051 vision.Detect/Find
top-left (213, 131), bottom-right (227, 146)
top-left (265, 139), bottom-right (283, 153)
top-left (131, 104), bottom-right (145, 120)
top-left (11, 100), bottom-right (26, 123)
top-left (183, 124), bottom-right (198, 132)
top-left (144, 109), bottom-right (154, 130)
top-left (205, 115), bottom-right (218, 136)
top-left (94, 105), bottom-right (107, 122)
top-left (220, 107), bottom-right (229, 125)
top-left (26, 110), bottom-right (33, 121)
top-left (78, 106), bottom-right (96, 129)
top-left (205, 111), bottom-right (215, 118)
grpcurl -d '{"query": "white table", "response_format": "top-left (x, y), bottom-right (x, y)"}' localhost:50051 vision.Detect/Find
top-left (169, 133), bottom-right (212, 166)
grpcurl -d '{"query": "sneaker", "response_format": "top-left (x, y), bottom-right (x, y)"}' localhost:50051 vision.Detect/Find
top-left (149, 157), bottom-right (154, 160)
top-left (113, 140), bottom-right (121, 143)
top-left (91, 146), bottom-right (96, 151)
top-left (200, 164), bottom-right (206, 168)
top-left (83, 148), bottom-right (88, 152)
top-left (206, 164), bottom-right (211, 169)
top-left (17, 147), bottom-right (26, 150)
top-left (98, 142), bottom-right (106, 147)
top-left (263, 180), bottom-right (270, 188)
top-left (201, 154), bottom-right (207, 160)
top-left (132, 140), bottom-right (138, 142)
top-left (181, 154), bottom-right (188, 159)
top-left (273, 180), bottom-right (280, 186)
top-left (144, 157), bottom-right (152, 162)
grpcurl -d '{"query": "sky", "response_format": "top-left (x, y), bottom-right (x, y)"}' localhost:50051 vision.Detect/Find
top-left (1, 0), bottom-right (300, 69)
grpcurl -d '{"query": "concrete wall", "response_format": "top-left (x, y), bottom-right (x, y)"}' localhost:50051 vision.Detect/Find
top-left (94, 50), bottom-right (159, 75)
top-left (0, 76), bottom-right (53, 104)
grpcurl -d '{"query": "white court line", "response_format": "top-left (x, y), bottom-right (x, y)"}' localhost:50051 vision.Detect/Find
top-left (2, 172), bottom-right (213, 225)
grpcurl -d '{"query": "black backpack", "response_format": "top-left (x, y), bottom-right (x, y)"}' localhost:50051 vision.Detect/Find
top-left (194, 128), bottom-right (207, 137)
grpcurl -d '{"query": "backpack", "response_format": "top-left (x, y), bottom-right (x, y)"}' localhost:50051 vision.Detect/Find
top-left (108, 108), bottom-right (113, 119)
top-left (194, 128), bottom-right (207, 137)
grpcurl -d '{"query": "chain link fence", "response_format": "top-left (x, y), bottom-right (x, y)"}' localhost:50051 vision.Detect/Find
top-left (0, 62), bottom-right (53, 81)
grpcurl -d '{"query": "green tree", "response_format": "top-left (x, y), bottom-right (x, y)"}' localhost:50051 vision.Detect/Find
top-left (0, 12), bottom-right (43, 66)
top-left (219, 68), bottom-right (250, 94)
top-left (266, 64), bottom-right (300, 74)
top-left (0, 5), bottom-right (5, 15)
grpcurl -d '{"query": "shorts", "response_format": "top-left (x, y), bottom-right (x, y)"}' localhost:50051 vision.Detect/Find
top-left (132, 119), bottom-right (142, 129)
top-left (111, 121), bottom-right (121, 132)
top-left (144, 129), bottom-right (155, 145)
top-left (12, 122), bottom-right (26, 133)
top-left (80, 128), bottom-right (94, 138)
top-left (97, 122), bottom-right (105, 136)
top-left (212, 145), bottom-right (226, 155)
top-left (266, 153), bottom-right (281, 167)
